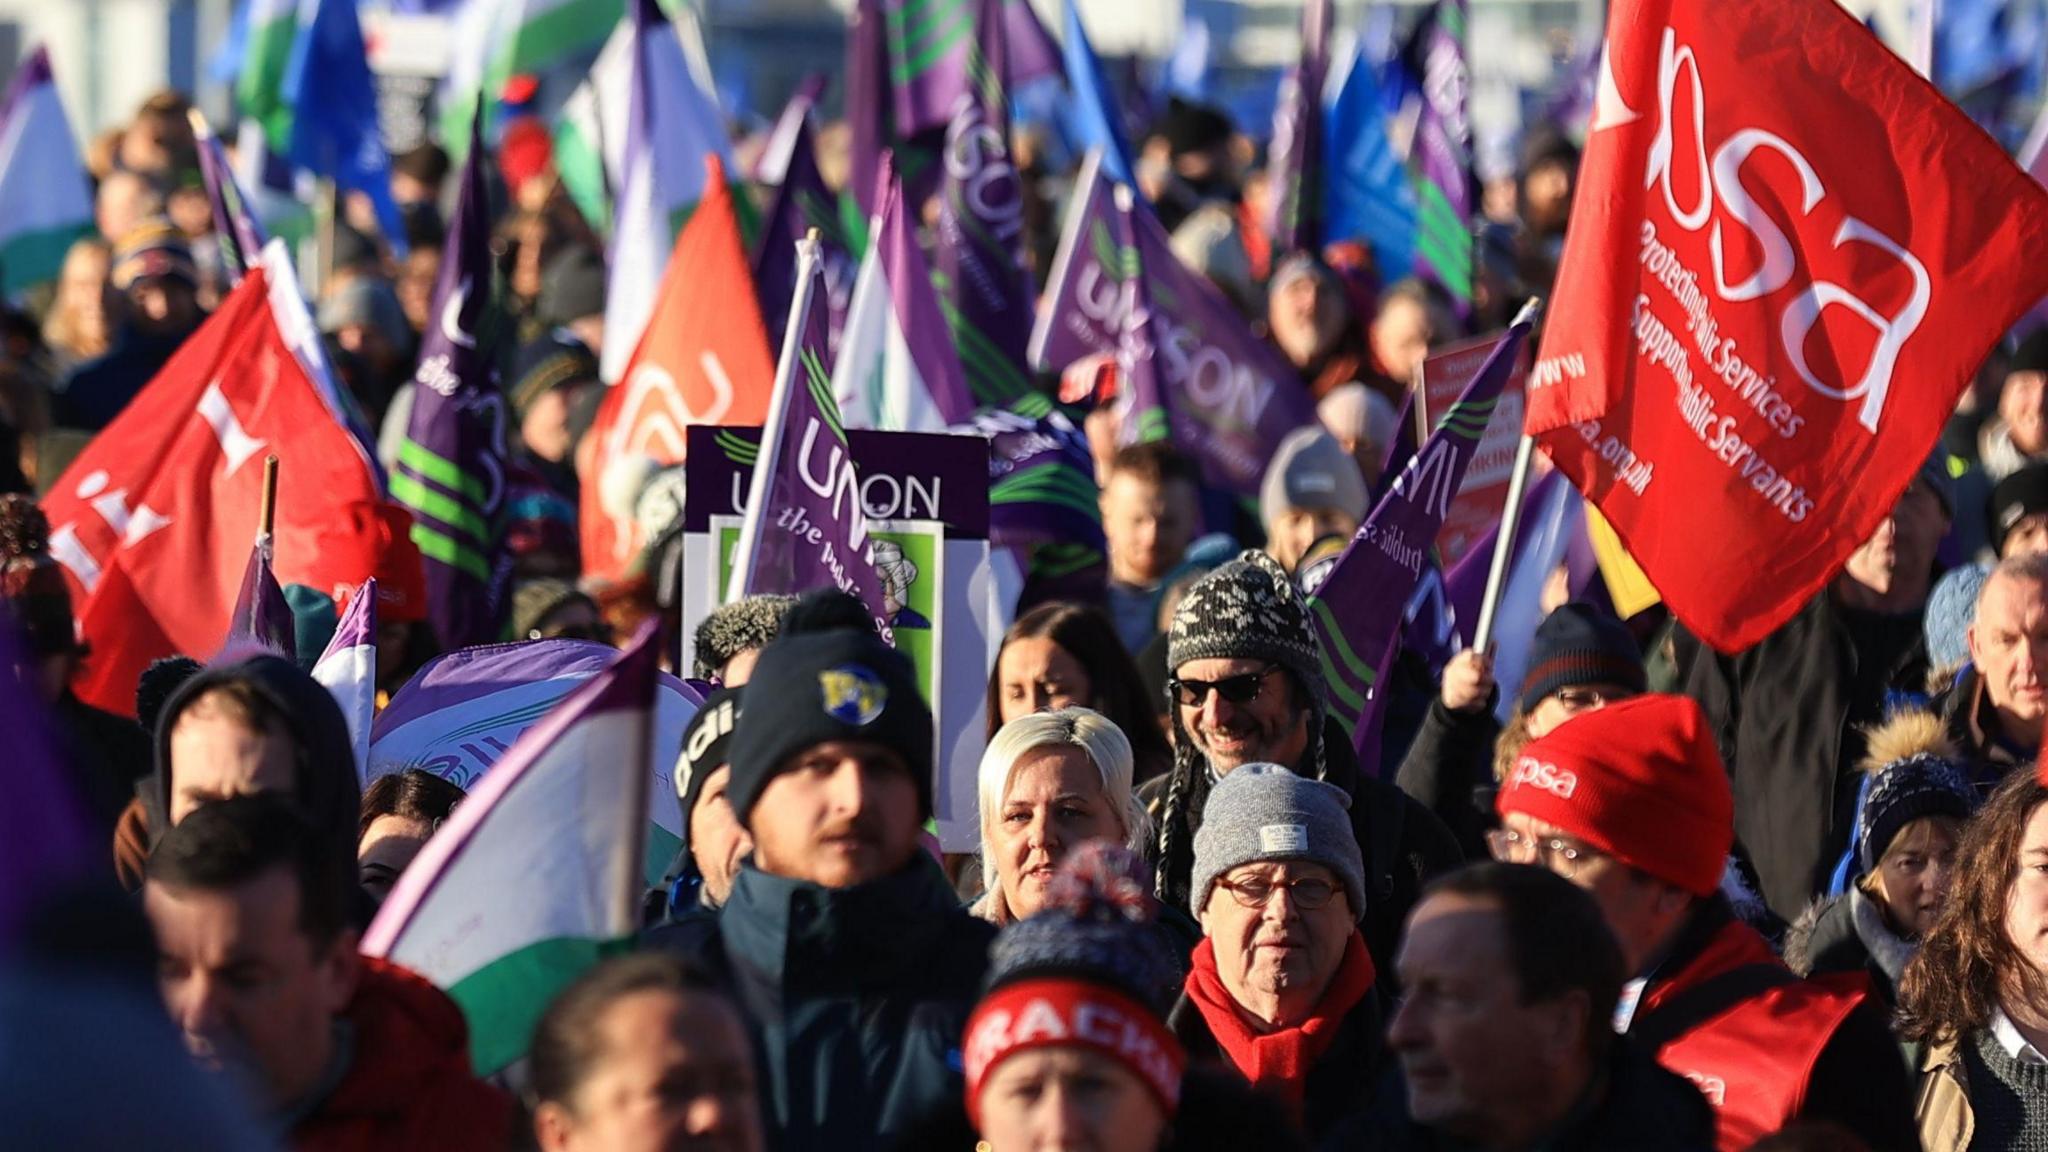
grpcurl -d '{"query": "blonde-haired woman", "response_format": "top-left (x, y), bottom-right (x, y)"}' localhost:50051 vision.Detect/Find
top-left (43, 237), bottom-right (114, 372)
top-left (975, 708), bottom-right (1151, 925)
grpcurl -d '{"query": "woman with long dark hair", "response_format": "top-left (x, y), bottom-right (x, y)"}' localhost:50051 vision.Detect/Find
top-left (1899, 772), bottom-right (2048, 1151)
top-left (985, 601), bottom-right (1174, 782)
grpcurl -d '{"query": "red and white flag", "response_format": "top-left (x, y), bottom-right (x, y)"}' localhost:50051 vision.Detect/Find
top-left (41, 268), bottom-right (387, 715)
top-left (1528, 0), bottom-right (2048, 652)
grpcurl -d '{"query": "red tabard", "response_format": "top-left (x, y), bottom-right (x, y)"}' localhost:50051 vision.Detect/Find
top-left (1636, 918), bottom-right (1868, 1152)
top-left (1525, 0), bottom-right (2048, 652)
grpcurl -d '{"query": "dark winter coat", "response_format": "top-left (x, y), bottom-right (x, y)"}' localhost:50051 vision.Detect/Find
top-left (1168, 978), bottom-right (1387, 1143)
top-left (642, 854), bottom-right (994, 1152)
top-left (1932, 666), bottom-right (2037, 791)
top-left (1676, 593), bottom-right (1928, 918)
top-left (51, 690), bottom-right (150, 839)
top-left (1324, 1037), bottom-right (1719, 1151)
top-left (1141, 716), bottom-right (1464, 984)
top-left (51, 323), bottom-right (200, 432)
top-left (1391, 696), bottom-right (1501, 860)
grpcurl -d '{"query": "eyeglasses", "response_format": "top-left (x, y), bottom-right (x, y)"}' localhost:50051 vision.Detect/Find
top-left (1213, 874), bottom-right (1339, 910)
top-left (1171, 665), bottom-right (1281, 708)
top-left (1485, 828), bottom-right (1604, 878)
top-left (1551, 686), bottom-right (1614, 712)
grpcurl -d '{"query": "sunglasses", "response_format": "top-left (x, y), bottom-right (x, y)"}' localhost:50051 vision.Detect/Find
top-left (1170, 665), bottom-right (1281, 708)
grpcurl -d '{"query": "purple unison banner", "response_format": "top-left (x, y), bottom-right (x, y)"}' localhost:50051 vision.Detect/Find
top-left (1031, 152), bottom-right (1317, 497)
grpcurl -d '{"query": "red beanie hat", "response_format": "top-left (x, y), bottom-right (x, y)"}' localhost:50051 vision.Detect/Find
top-left (338, 504), bottom-right (427, 625)
top-left (1495, 694), bottom-right (1732, 897)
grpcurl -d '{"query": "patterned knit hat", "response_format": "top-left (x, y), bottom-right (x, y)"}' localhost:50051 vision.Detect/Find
top-left (1156, 550), bottom-right (1328, 906)
top-left (692, 594), bottom-right (797, 681)
top-left (0, 495), bottom-right (77, 657)
top-left (110, 219), bottom-right (198, 291)
top-left (1855, 710), bottom-right (1979, 875)
top-left (966, 844), bottom-right (1187, 1128)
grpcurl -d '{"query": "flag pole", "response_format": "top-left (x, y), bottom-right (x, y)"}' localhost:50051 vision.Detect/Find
top-left (1471, 297), bottom-right (1545, 654)
top-left (258, 454), bottom-right (280, 563)
top-left (725, 231), bottom-right (824, 604)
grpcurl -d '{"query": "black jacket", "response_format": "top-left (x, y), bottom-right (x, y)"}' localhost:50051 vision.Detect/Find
top-left (1392, 696), bottom-right (1501, 860)
top-left (1323, 1039), bottom-right (1718, 1151)
top-left (1142, 717), bottom-right (1464, 983)
top-left (1932, 665), bottom-right (2036, 791)
top-left (52, 691), bottom-right (150, 841)
top-left (1168, 979), bottom-right (1387, 1144)
top-left (1783, 888), bottom-right (1918, 1009)
top-left (1675, 593), bottom-right (1928, 918)
top-left (642, 855), bottom-right (994, 1152)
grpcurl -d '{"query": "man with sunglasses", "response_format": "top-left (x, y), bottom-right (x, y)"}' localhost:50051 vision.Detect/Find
top-left (1170, 763), bottom-right (1385, 1142)
top-left (1143, 550), bottom-right (1459, 981)
top-left (1492, 694), bottom-right (1914, 1152)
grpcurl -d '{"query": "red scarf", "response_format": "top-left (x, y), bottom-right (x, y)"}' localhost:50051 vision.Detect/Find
top-left (1184, 930), bottom-right (1376, 1114)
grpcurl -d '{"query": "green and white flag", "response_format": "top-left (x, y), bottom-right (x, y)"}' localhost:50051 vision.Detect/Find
top-left (0, 47), bottom-right (92, 299)
top-left (440, 0), bottom-right (623, 156)
top-left (360, 627), bottom-right (660, 1077)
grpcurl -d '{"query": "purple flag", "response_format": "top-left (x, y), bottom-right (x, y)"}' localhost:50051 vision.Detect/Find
top-left (1411, 0), bottom-right (1473, 313)
top-left (885, 0), bottom-right (975, 136)
top-left (225, 534), bottom-right (295, 660)
top-left (1379, 387), bottom-right (1420, 492)
top-left (932, 0), bottom-right (1036, 408)
top-left (392, 112), bottom-right (508, 651)
top-left (1309, 316), bottom-right (1530, 766)
top-left (754, 110), bottom-right (856, 365)
top-left (847, 0), bottom-right (891, 219)
top-left (0, 622), bottom-right (93, 950)
top-left (1107, 182), bottom-right (1172, 446)
top-left (1006, 0), bottom-right (1064, 86)
top-left (753, 74), bottom-right (829, 186)
top-left (729, 238), bottom-right (897, 640)
top-left (1031, 150), bottom-right (1318, 498)
top-left (1266, 0), bottom-right (1332, 253)
top-left (191, 110), bottom-right (267, 284)
top-left (955, 397), bottom-right (1109, 604)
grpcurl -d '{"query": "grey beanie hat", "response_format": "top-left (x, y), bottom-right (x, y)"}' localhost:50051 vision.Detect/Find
top-left (1259, 426), bottom-right (1370, 532)
top-left (1190, 764), bottom-right (1364, 919)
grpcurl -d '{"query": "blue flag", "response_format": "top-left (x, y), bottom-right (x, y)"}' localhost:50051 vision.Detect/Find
top-left (281, 0), bottom-right (408, 254)
top-left (1326, 31), bottom-right (1416, 280)
top-left (1059, 0), bottom-right (1135, 184)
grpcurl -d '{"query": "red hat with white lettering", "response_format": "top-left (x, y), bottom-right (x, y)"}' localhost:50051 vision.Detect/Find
top-left (1495, 694), bottom-right (1732, 897)
top-left (963, 845), bottom-right (1186, 1128)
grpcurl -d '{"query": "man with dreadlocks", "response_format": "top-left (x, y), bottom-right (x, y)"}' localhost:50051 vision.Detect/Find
top-left (1139, 550), bottom-right (1461, 978)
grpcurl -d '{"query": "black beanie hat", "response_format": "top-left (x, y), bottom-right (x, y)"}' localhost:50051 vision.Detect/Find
top-left (1517, 602), bottom-right (1646, 710)
top-left (1991, 462), bottom-right (2048, 555)
top-left (2013, 327), bottom-right (2048, 376)
top-left (507, 331), bottom-right (599, 425)
top-left (675, 685), bottom-right (743, 849)
top-left (724, 630), bottom-right (933, 829)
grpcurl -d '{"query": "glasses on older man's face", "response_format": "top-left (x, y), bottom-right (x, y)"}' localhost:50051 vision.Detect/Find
top-left (1170, 665), bottom-right (1281, 709)
top-left (1213, 874), bottom-right (1340, 911)
top-left (1485, 827), bottom-right (1605, 879)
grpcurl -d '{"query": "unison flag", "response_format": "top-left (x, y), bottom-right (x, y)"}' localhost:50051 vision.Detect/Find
top-left (1411, 0), bottom-right (1473, 312)
top-left (1527, 0), bottom-right (2048, 653)
top-left (1266, 0), bottom-right (1332, 254)
top-left (729, 238), bottom-right (896, 638)
top-left (394, 113), bottom-right (509, 651)
top-left (0, 48), bottom-right (91, 299)
top-left (753, 109), bottom-right (855, 363)
top-left (834, 156), bottom-right (976, 433)
top-left (362, 627), bottom-right (661, 1077)
top-left (932, 0), bottom-right (1036, 409)
top-left (1032, 151), bottom-right (1316, 498)
top-left (1311, 317), bottom-right (1529, 761)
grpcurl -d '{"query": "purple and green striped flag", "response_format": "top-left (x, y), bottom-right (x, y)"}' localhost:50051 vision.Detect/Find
top-left (1411, 0), bottom-right (1473, 313)
top-left (191, 109), bottom-right (268, 286)
top-left (1309, 310), bottom-right (1531, 765)
top-left (393, 113), bottom-right (509, 651)
top-left (753, 104), bottom-right (855, 365)
top-left (1266, 0), bottom-right (1332, 254)
top-left (932, 0), bottom-right (1037, 409)
top-left (728, 237), bottom-right (897, 640)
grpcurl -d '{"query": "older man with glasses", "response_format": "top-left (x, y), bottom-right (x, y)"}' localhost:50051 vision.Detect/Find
top-left (1142, 550), bottom-right (1460, 979)
top-left (1169, 763), bottom-right (1386, 1143)
top-left (1490, 694), bottom-right (1915, 1152)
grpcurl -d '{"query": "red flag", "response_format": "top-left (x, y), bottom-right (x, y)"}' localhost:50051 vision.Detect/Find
top-left (1526, 0), bottom-right (2048, 653)
top-left (579, 161), bottom-right (776, 585)
top-left (40, 268), bottom-right (386, 715)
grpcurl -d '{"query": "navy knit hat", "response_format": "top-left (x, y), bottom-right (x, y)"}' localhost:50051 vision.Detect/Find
top-left (725, 629), bottom-right (933, 828)
top-left (1855, 711), bottom-right (1979, 875)
top-left (507, 331), bottom-right (599, 424)
top-left (1517, 603), bottom-right (1646, 710)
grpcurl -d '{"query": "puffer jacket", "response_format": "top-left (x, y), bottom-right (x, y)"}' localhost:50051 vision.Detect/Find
top-left (293, 958), bottom-right (513, 1152)
top-left (642, 853), bottom-right (995, 1151)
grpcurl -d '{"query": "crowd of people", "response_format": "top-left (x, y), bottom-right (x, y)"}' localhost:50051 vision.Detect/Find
top-left (6, 26), bottom-right (2048, 1152)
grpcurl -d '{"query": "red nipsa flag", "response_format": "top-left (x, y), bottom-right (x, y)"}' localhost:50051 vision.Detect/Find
top-left (1526, 0), bottom-right (2048, 652)
top-left (40, 268), bottom-right (386, 715)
